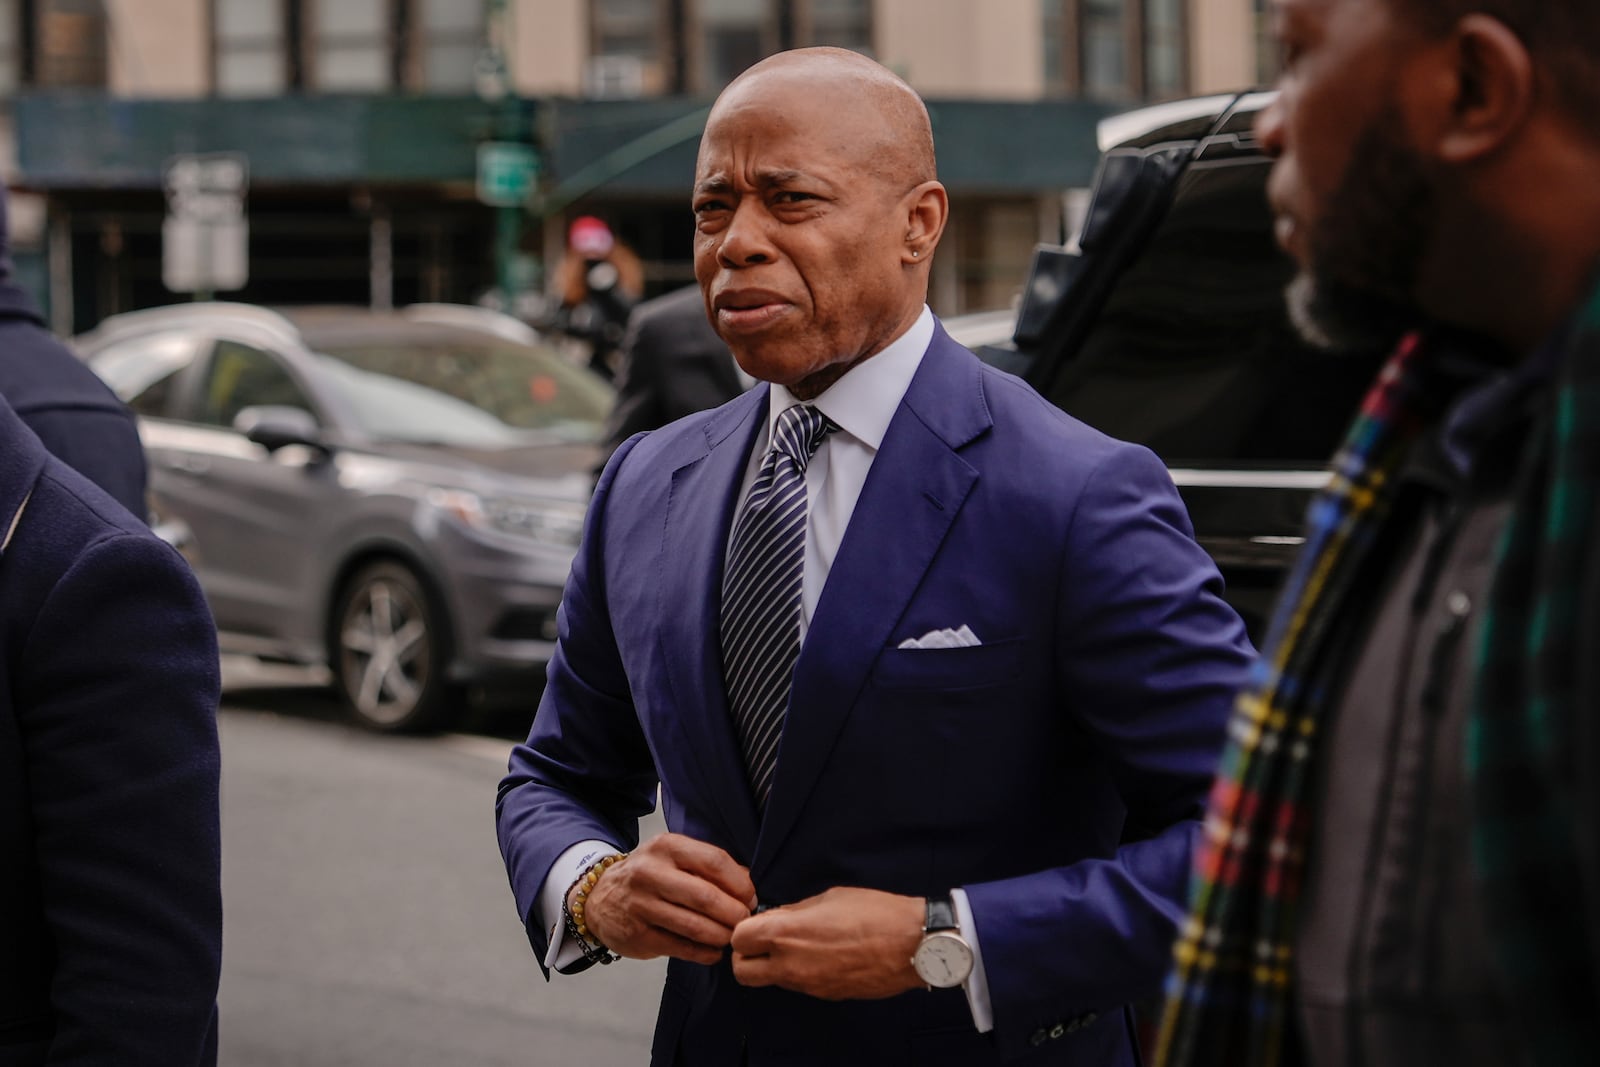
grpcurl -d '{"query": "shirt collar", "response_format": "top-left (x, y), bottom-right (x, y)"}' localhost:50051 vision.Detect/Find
top-left (767, 305), bottom-right (934, 451)
top-left (1437, 316), bottom-right (1573, 481)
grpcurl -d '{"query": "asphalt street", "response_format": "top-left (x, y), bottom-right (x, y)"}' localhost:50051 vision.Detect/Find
top-left (217, 659), bottom-right (668, 1066)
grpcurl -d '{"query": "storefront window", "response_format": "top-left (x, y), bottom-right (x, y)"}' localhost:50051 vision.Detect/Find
top-left (216, 0), bottom-right (287, 96)
top-left (805, 0), bottom-right (870, 54)
top-left (1255, 0), bottom-right (1279, 85)
top-left (37, 0), bottom-right (106, 88)
top-left (0, 0), bottom-right (18, 92)
top-left (698, 0), bottom-right (773, 90)
top-left (591, 0), bottom-right (664, 95)
top-left (1144, 0), bottom-right (1184, 100)
top-left (416, 0), bottom-right (482, 92)
top-left (1042, 0), bottom-right (1063, 89)
top-left (1041, 0), bottom-right (1187, 102)
top-left (311, 0), bottom-right (391, 92)
top-left (590, 0), bottom-right (870, 96)
top-left (1081, 0), bottom-right (1127, 100)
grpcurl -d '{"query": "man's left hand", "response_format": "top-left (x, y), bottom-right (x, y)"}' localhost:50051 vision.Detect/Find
top-left (730, 887), bottom-right (924, 1000)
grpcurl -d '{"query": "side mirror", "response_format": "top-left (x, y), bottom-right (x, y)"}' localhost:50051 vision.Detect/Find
top-left (234, 405), bottom-right (326, 454)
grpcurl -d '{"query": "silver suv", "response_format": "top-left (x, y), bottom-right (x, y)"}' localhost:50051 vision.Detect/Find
top-left (76, 302), bottom-right (613, 732)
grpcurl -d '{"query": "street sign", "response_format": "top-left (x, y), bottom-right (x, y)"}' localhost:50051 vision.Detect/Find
top-left (476, 141), bottom-right (538, 208)
top-left (162, 216), bottom-right (249, 295)
top-left (163, 152), bottom-right (249, 294)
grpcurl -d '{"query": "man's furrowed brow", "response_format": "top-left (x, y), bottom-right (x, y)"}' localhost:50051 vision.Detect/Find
top-left (757, 169), bottom-right (810, 188)
top-left (695, 175), bottom-right (734, 197)
top-left (694, 169), bottom-right (815, 195)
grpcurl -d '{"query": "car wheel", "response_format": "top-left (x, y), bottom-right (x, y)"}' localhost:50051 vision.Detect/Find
top-left (333, 560), bottom-right (456, 733)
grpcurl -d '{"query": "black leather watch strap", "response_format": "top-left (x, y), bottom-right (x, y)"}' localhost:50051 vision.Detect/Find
top-left (925, 894), bottom-right (958, 933)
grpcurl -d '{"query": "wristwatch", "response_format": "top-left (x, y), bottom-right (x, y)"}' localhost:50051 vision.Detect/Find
top-left (912, 894), bottom-right (974, 989)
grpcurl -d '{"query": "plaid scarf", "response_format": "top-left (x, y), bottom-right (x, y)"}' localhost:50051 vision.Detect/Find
top-left (1468, 281), bottom-right (1600, 1063)
top-left (1154, 331), bottom-right (1449, 1067)
top-left (1158, 278), bottom-right (1600, 1067)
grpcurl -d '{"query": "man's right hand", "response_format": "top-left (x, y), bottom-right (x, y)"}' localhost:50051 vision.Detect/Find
top-left (576, 833), bottom-right (755, 966)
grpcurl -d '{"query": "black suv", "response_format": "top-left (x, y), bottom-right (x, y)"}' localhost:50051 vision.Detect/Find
top-left (976, 91), bottom-right (1387, 639)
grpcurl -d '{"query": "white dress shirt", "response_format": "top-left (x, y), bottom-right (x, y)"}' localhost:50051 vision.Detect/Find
top-left (536, 306), bottom-right (996, 1031)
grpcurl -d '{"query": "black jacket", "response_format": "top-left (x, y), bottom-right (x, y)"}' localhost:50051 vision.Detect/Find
top-left (0, 395), bottom-right (222, 1065)
top-left (600, 284), bottom-right (746, 463)
top-left (0, 190), bottom-right (146, 518)
top-left (1293, 348), bottom-right (1559, 1067)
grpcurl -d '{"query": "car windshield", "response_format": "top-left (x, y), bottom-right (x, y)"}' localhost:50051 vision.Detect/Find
top-left (312, 339), bottom-right (612, 447)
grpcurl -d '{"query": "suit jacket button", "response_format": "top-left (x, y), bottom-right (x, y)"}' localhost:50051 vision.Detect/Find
top-left (1030, 1029), bottom-right (1048, 1047)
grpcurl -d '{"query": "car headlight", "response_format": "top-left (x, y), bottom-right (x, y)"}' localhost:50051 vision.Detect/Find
top-left (427, 488), bottom-right (587, 549)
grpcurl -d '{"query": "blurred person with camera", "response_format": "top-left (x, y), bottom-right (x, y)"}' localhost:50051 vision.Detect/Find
top-left (554, 215), bottom-right (644, 382)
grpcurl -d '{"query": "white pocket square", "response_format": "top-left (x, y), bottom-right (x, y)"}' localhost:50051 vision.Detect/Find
top-left (897, 625), bottom-right (981, 650)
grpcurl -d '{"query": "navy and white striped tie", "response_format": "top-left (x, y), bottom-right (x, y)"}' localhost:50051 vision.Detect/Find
top-left (721, 403), bottom-right (834, 809)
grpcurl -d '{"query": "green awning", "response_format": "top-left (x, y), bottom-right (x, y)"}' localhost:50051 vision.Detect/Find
top-left (16, 91), bottom-right (1113, 196)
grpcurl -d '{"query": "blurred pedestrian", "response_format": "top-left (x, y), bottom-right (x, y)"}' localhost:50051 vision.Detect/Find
top-left (1157, 2), bottom-right (1600, 1066)
top-left (0, 391), bottom-right (222, 1065)
top-left (599, 282), bottom-right (750, 466)
top-left (0, 186), bottom-right (147, 518)
top-left (553, 215), bottom-right (643, 382)
top-left (498, 47), bottom-right (1252, 1066)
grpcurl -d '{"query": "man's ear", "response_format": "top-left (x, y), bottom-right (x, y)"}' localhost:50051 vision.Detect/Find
top-left (902, 181), bottom-right (949, 264)
top-left (1436, 14), bottom-right (1535, 164)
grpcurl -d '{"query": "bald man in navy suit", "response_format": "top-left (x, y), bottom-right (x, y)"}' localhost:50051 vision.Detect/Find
top-left (498, 48), bottom-right (1252, 1066)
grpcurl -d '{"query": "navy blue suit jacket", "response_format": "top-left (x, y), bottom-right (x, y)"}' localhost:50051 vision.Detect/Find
top-left (0, 397), bottom-right (221, 1065)
top-left (498, 327), bottom-right (1251, 1065)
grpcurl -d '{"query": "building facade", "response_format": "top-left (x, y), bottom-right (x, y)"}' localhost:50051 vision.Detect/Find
top-left (2, 0), bottom-right (1265, 333)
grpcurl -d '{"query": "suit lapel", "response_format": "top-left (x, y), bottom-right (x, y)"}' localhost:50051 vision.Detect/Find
top-left (752, 330), bottom-right (990, 878)
top-left (657, 387), bottom-right (767, 862)
top-left (0, 400), bottom-right (45, 561)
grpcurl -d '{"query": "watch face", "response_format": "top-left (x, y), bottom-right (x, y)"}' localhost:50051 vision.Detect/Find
top-left (913, 931), bottom-right (974, 988)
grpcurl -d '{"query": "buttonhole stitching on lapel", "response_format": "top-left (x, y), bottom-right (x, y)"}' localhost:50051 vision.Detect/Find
top-left (922, 491), bottom-right (945, 511)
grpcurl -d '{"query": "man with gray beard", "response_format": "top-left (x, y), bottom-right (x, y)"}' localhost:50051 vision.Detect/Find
top-left (1155, 1), bottom-right (1600, 1065)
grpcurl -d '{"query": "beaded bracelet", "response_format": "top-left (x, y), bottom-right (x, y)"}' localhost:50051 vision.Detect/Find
top-left (564, 851), bottom-right (627, 966)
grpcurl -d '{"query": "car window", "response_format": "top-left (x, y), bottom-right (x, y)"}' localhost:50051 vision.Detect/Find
top-left (86, 330), bottom-right (201, 417)
top-left (1038, 152), bottom-right (1384, 465)
top-left (199, 340), bottom-right (316, 431)
top-left (310, 339), bottom-right (612, 446)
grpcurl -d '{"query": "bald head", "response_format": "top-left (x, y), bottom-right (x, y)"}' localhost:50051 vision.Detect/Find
top-left (690, 47), bottom-right (950, 399)
top-left (711, 48), bottom-right (937, 192)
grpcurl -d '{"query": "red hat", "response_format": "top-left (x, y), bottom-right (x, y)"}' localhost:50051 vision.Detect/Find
top-left (568, 215), bottom-right (614, 258)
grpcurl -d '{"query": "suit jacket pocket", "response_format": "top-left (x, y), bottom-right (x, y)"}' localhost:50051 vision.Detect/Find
top-left (871, 637), bottom-right (1026, 691)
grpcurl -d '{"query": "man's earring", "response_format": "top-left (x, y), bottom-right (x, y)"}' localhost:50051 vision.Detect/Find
top-left (911, 250), bottom-right (919, 258)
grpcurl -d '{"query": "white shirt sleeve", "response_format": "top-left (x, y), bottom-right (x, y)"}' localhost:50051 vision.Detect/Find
top-left (536, 839), bottom-right (620, 973)
top-left (950, 888), bottom-right (995, 1033)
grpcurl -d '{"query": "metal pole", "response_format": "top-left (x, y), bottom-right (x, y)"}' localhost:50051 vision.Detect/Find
top-left (371, 205), bottom-right (394, 311)
top-left (496, 203), bottom-right (518, 311)
top-left (48, 210), bottom-right (73, 336)
top-left (485, 0), bottom-right (521, 311)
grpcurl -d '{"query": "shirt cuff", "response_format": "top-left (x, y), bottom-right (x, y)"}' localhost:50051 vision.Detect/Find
top-left (537, 839), bottom-right (618, 973)
top-left (950, 887), bottom-right (994, 1033)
